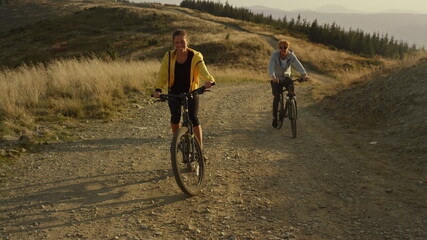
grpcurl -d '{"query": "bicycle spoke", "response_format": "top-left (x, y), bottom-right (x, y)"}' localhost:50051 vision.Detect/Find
top-left (290, 99), bottom-right (297, 138)
top-left (171, 127), bottom-right (205, 196)
top-left (277, 94), bottom-right (285, 129)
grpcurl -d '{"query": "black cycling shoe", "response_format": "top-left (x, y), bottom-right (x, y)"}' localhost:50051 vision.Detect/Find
top-left (272, 118), bottom-right (278, 128)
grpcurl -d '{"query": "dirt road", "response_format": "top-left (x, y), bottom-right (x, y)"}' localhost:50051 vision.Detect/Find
top-left (1, 82), bottom-right (425, 240)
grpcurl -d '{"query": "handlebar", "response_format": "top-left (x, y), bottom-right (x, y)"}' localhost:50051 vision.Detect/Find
top-left (151, 82), bottom-right (215, 102)
top-left (295, 77), bottom-right (307, 82)
top-left (279, 77), bottom-right (307, 84)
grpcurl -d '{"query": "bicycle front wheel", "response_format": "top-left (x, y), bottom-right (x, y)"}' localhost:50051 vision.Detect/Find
top-left (277, 93), bottom-right (285, 129)
top-left (288, 98), bottom-right (297, 138)
top-left (170, 127), bottom-right (205, 196)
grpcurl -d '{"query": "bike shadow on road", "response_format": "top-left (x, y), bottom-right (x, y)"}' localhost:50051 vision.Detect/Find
top-left (0, 169), bottom-right (186, 235)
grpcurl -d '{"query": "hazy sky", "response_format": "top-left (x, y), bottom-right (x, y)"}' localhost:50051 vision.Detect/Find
top-left (131, 0), bottom-right (427, 14)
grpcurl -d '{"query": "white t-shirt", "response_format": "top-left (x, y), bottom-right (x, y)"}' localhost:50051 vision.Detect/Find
top-left (280, 59), bottom-right (288, 67)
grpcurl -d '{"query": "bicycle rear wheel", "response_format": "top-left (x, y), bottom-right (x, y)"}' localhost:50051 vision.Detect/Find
top-left (288, 98), bottom-right (297, 138)
top-left (277, 93), bottom-right (285, 129)
top-left (170, 127), bottom-right (205, 196)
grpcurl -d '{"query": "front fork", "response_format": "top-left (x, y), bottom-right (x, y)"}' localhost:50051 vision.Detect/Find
top-left (287, 97), bottom-right (297, 120)
top-left (279, 93), bottom-right (286, 119)
top-left (182, 98), bottom-right (198, 164)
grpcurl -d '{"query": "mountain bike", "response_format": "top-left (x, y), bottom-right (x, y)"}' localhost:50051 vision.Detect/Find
top-left (276, 78), bottom-right (306, 138)
top-left (154, 83), bottom-right (214, 196)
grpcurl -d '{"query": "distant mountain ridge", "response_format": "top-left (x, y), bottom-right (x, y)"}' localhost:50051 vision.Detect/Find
top-left (313, 4), bottom-right (366, 14)
top-left (310, 4), bottom-right (420, 14)
top-left (248, 5), bottom-right (427, 48)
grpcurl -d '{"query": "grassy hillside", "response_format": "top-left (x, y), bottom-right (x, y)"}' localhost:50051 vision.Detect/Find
top-left (1, 1), bottom-right (276, 69)
top-left (1, 0), bottom-right (384, 73)
top-left (0, 3), bottom-right (172, 67)
top-left (0, 0), bottom-right (112, 32)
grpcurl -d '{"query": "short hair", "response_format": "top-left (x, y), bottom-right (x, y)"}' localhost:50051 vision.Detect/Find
top-left (172, 29), bottom-right (188, 40)
top-left (278, 40), bottom-right (290, 47)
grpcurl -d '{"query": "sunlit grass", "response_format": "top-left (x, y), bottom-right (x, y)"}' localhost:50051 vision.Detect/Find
top-left (0, 58), bottom-right (159, 131)
top-left (210, 66), bottom-right (266, 83)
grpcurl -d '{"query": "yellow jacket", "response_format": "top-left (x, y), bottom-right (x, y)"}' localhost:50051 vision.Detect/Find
top-left (155, 48), bottom-right (215, 92)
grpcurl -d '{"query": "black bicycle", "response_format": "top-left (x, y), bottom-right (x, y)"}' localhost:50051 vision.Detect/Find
top-left (154, 84), bottom-right (214, 196)
top-left (276, 78), bottom-right (306, 138)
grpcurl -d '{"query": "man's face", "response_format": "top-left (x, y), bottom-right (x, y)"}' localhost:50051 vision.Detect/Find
top-left (279, 44), bottom-right (289, 54)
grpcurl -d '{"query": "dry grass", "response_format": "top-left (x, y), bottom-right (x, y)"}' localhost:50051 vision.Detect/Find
top-left (0, 58), bottom-right (159, 134)
top-left (210, 66), bottom-right (266, 83)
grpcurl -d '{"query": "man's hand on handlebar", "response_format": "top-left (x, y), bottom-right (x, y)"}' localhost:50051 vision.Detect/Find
top-left (271, 77), bottom-right (280, 84)
top-left (152, 91), bottom-right (161, 98)
top-left (302, 75), bottom-right (310, 81)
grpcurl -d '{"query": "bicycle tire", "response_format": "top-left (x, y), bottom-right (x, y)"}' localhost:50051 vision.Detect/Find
top-left (289, 98), bottom-right (297, 138)
top-left (277, 93), bottom-right (285, 129)
top-left (170, 127), bottom-right (205, 196)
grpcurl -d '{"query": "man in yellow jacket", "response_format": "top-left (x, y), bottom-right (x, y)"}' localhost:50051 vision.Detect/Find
top-left (152, 29), bottom-right (215, 149)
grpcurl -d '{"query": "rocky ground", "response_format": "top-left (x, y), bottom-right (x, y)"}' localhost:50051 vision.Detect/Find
top-left (0, 81), bottom-right (425, 240)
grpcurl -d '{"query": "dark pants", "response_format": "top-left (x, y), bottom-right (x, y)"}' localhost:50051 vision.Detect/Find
top-left (270, 78), bottom-right (291, 118)
top-left (168, 94), bottom-right (200, 126)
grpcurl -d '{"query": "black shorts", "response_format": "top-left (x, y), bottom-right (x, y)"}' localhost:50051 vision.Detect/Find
top-left (168, 94), bottom-right (200, 126)
top-left (271, 77), bottom-right (292, 96)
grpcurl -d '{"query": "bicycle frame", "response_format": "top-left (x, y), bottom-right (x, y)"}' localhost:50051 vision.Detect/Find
top-left (180, 93), bottom-right (193, 132)
top-left (155, 84), bottom-right (213, 195)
